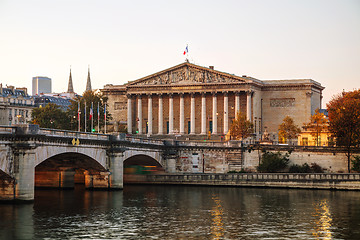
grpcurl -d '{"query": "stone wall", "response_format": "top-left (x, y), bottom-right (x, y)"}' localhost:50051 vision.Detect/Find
top-left (172, 144), bottom-right (358, 174)
top-left (243, 148), bottom-right (349, 173)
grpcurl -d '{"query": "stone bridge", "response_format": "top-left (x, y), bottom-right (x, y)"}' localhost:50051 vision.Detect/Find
top-left (0, 125), bottom-right (355, 201)
top-left (0, 125), bottom-right (170, 201)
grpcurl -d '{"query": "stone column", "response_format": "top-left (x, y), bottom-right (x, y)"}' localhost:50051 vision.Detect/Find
top-left (137, 95), bottom-right (142, 134)
top-left (158, 94), bottom-right (163, 134)
top-left (147, 94), bottom-right (152, 135)
top-left (169, 94), bottom-right (174, 134)
top-left (108, 152), bottom-right (124, 189)
top-left (224, 92), bottom-right (229, 134)
top-left (179, 93), bottom-right (185, 134)
top-left (84, 171), bottom-right (110, 189)
top-left (127, 95), bottom-right (132, 134)
top-left (201, 93), bottom-right (206, 134)
top-left (246, 91), bottom-right (252, 121)
top-left (14, 149), bottom-right (35, 201)
top-left (212, 92), bottom-right (217, 134)
top-left (190, 93), bottom-right (195, 134)
top-left (235, 92), bottom-right (240, 117)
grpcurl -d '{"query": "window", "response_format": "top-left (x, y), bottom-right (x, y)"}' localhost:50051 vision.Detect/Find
top-left (302, 138), bottom-right (308, 146)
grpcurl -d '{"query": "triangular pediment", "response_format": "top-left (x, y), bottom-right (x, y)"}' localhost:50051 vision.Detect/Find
top-left (127, 62), bottom-right (251, 87)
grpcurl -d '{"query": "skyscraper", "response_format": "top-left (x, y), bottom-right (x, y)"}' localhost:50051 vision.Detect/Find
top-left (32, 76), bottom-right (51, 95)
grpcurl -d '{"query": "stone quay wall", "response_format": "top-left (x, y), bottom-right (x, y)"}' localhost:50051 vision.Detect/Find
top-left (170, 143), bottom-right (360, 174)
top-left (133, 173), bottom-right (360, 190)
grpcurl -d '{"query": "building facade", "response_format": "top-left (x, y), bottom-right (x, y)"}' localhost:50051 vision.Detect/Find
top-left (102, 62), bottom-right (324, 140)
top-left (0, 84), bottom-right (35, 125)
top-left (32, 76), bottom-right (52, 96)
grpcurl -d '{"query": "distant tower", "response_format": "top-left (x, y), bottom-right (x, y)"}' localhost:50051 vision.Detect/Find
top-left (67, 67), bottom-right (74, 93)
top-left (86, 66), bottom-right (92, 91)
top-left (32, 76), bottom-right (51, 95)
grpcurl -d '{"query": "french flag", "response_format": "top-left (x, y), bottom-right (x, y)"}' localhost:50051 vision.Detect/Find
top-left (89, 106), bottom-right (93, 120)
top-left (183, 45), bottom-right (188, 55)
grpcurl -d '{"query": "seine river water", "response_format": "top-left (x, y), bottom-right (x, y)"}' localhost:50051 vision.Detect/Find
top-left (1, 185), bottom-right (360, 239)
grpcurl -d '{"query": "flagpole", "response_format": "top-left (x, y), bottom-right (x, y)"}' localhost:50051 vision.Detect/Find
top-left (91, 102), bottom-right (93, 132)
top-left (97, 102), bottom-right (100, 133)
top-left (84, 102), bottom-right (87, 132)
top-left (78, 101), bottom-right (80, 132)
top-left (104, 103), bottom-right (107, 134)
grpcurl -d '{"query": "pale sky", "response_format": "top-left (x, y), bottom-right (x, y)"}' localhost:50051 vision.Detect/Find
top-left (0, 0), bottom-right (359, 105)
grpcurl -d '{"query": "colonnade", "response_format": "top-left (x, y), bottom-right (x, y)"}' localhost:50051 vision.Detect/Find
top-left (127, 91), bottom-right (253, 135)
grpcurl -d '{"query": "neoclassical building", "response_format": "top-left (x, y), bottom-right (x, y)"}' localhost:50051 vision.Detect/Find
top-left (102, 62), bottom-right (324, 140)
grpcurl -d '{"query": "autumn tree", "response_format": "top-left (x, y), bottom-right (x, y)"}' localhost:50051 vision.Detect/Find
top-left (230, 112), bottom-right (254, 141)
top-left (67, 90), bottom-right (111, 132)
top-left (31, 103), bottom-right (70, 129)
top-left (327, 89), bottom-right (360, 172)
top-left (303, 109), bottom-right (328, 146)
top-left (278, 116), bottom-right (301, 144)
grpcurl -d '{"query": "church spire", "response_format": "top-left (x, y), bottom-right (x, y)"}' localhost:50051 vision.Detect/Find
top-left (86, 65), bottom-right (92, 91)
top-left (67, 67), bottom-right (74, 93)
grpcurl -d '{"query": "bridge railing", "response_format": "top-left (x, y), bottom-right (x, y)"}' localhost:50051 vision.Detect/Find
top-left (39, 128), bottom-right (110, 140)
top-left (125, 136), bottom-right (165, 145)
top-left (0, 125), bottom-right (17, 134)
top-left (174, 140), bottom-right (238, 147)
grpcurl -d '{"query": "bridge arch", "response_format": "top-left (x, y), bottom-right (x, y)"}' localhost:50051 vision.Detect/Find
top-left (124, 154), bottom-right (164, 168)
top-left (35, 151), bottom-right (110, 189)
top-left (34, 145), bottom-right (107, 169)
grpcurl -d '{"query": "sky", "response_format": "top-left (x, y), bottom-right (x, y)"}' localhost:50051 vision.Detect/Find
top-left (0, 0), bottom-right (359, 105)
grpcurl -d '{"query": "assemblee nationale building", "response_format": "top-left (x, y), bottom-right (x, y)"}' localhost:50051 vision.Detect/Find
top-left (101, 62), bottom-right (324, 141)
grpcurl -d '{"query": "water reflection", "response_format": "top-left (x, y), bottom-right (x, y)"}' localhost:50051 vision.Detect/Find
top-left (312, 199), bottom-right (333, 240)
top-left (0, 186), bottom-right (360, 239)
top-left (211, 194), bottom-right (224, 239)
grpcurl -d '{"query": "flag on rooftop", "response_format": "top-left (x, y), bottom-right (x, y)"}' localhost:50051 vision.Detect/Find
top-left (183, 45), bottom-right (188, 55)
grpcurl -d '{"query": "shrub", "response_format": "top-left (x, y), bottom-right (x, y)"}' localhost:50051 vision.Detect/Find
top-left (310, 163), bottom-right (324, 173)
top-left (351, 156), bottom-right (360, 172)
top-left (289, 163), bottom-right (311, 173)
top-left (257, 152), bottom-right (289, 173)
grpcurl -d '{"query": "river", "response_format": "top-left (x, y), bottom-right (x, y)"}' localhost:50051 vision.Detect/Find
top-left (1, 185), bottom-right (360, 239)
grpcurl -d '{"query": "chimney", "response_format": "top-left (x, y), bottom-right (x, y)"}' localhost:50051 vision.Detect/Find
top-left (209, 66), bottom-right (214, 70)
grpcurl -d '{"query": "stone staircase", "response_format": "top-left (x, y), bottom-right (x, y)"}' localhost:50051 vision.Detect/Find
top-left (226, 151), bottom-right (243, 172)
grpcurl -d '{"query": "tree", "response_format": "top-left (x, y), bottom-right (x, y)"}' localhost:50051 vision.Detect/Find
top-left (303, 109), bottom-right (328, 146)
top-left (229, 111), bottom-right (254, 141)
top-left (31, 103), bottom-right (69, 129)
top-left (327, 89), bottom-right (360, 172)
top-left (257, 151), bottom-right (289, 173)
top-left (278, 116), bottom-right (301, 144)
top-left (67, 90), bottom-right (111, 132)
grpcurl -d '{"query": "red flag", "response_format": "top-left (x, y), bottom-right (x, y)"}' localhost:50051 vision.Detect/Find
top-left (89, 107), bottom-right (93, 120)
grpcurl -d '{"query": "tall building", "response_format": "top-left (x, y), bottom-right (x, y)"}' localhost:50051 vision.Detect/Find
top-left (32, 76), bottom-right (51, 95)
top-left (102, 62), bottom-right (324, 141)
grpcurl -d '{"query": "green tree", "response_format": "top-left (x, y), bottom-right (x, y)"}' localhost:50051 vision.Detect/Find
top-left (303, 109), bottom-right (328, 146)
top-left (67, 90), bottom-right (111, 132)
top-left (278, 116), bottom-right (301, 144)
top-left (327, 90), bottom-right (360, 172)
top-left (31, 103), bottom-right (69, 129)
top-left (351, 156), bottom-right (360, 173)
top-left (229, 111), bottom-right (254, 141)
top-left (257, 151), bottom-right (289, 173)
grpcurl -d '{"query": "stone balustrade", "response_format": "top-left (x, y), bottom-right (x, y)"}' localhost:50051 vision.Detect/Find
top-left (139, 173), bottom-right (360, 190)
